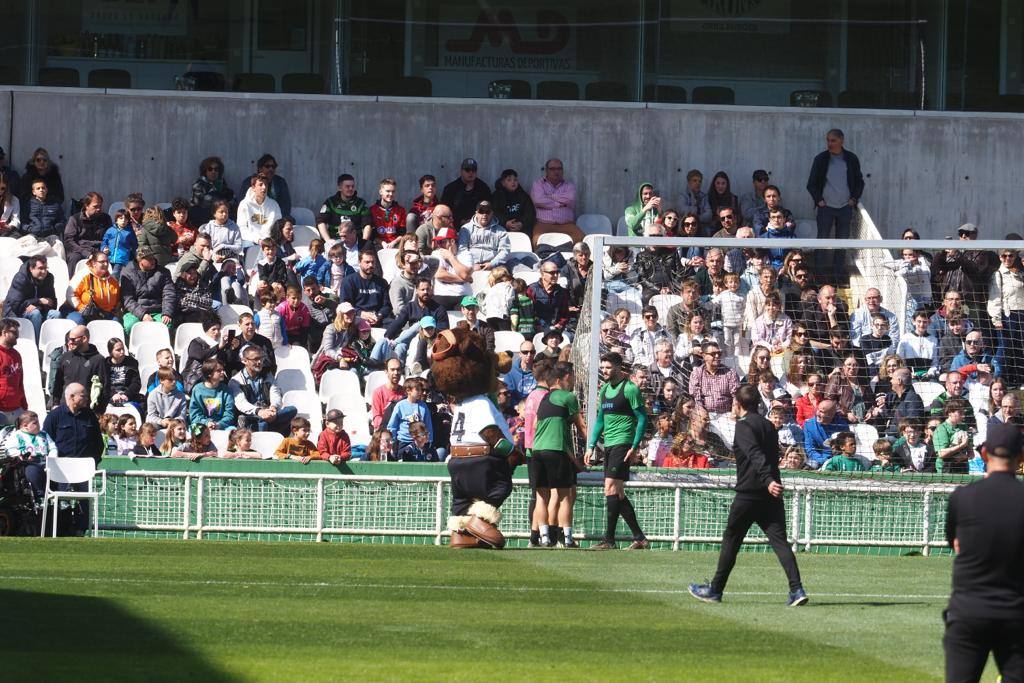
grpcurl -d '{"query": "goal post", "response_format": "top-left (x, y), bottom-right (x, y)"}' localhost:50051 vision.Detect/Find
top-left (572, 235), bottom-right (1021, 483)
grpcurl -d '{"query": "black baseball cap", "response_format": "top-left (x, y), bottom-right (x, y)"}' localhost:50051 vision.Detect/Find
top-left (752, 169), bottom-right (769, 181)
top-left (461, 158), bottom-right (478, 171)
top-left (985, 423), bottom-right (1021, 458)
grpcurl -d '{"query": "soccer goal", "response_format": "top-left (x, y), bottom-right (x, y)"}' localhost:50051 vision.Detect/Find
top-left (571, 234), bottom-right (1021, 481)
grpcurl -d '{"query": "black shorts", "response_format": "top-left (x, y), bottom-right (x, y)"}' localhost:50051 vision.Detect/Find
top-left (531, 450), bottom-right (575, 489)
top-left (603, 444), bottom-right (632, 482)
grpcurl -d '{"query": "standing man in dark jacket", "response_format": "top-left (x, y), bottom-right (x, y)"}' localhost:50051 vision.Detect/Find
top-left (806, 128), bottom-right (865, 276)
top-left (64, 191), bottom-right (113, 272)
top-left (51, 325), bottom-right (106, 411)
top-left (2, 256), bottom-right (60, 339)
top-left (43, 382), bottom-right (104, 533)
top-left (119, 245), bottom-right (177, 334)
top-left (943, 423), bottom-right (1024, 682)
top-left (440, 158), bottom-right (492, 227)
top-left (689, 384), bottom-right (807, 606)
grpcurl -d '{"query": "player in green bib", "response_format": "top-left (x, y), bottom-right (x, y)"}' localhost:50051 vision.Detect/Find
top-left (532, 361), bottom-right (586, 547)
top-left (585, 352), bottom-right (649, 550)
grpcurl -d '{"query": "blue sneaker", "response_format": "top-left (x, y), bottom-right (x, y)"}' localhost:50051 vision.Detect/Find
top-left (688, 583), bottom-right (722, 603)
top-left (787, 588), bottom-right (809, 607)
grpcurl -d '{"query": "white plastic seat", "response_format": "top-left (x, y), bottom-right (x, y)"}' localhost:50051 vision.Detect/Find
top-left (318, 368), bottom-right (362, 405)
top-left (47, 256), bottom-right (70, 309)
top-left (38, 318), bottom-right (75, 351)
top-left (129, 321), bottom-right (171, 356)
top-left (325, 395), bottom-right (372, 448)
top-left (378, 248), bottom-right (399, 283)
top-left (41, 456), bottom-right (107, 538)
top-left (536, 233), bottom-right (573, 251)
top-left (210, 429), bottom-right (231, 453)
top-left (133, 342), bottom-right (166, 369)
top-left (362, 370), bottom-right (388, 407)
top-left (250, 431), bottom-right (284, 460)
top-left (709, 414), bottom-right (736, 449)
top-left (649, 294), bottom-right (682, 323)
top-left (794, 220), bottom-right (816, 240)
top-left (616, 216), bottom-right (628, 236)
top-left (582, 233), bottom-right (609, 256)
top-left (275, 368), bottom-right (313, 394)
top-left (173, 323), bottom-right (205, 358)
top-left (86, 320), bottom-right (124, 353)
top-left (912, 381), bottom-right (944, 408)
top-left (369, 327), bottom-right (385, 344)
top-left (290, 207), bottom-right (316, 228)
top-left (532, 331), bottom-right (570, 349)
top-left (106, 403), bottom-right (142, 425)
top-left (577, 213), bottom-right (613, 236)
top-left (852, 423), bottom-right (880, 467)
top-left (0, 256), bottom-right (25, 300)
top-left (507, 232), bottom-right (532, 254)
top-left (139, 363), bottom-right (158, 391)
top-left (292, 224), bottom-right (318, 249)
top-left (447, 311), bottom-right (465, 327)
top-left (283, 389), bottom-right (323, 441)
top-left (107, 201), bottom-right (126, 215)
top-left (470, 271), bottom-right (491, 295)
top-left (494, 331), bottom-right (526, 354)
top-left (13, 317), bottom-right (37, 345)
top-left (518, 271), bottom-right (541, 287)
top-left (218, 304), bottom-right (253, 326)
top-left (275, 345), bottom-right (311, 370)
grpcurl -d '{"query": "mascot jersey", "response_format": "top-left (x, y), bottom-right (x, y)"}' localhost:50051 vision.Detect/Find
top-left (451, 394), bottom-right (514, 446)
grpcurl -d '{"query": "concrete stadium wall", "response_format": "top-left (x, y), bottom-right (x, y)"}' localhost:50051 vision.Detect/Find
top-left (1, 86), bottom-right (1019, 240)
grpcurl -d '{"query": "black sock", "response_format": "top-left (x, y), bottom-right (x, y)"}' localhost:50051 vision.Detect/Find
top-left (530, 530), bottom-right (540, 544)
top-left (619, 496), bottom-right (645, 541)
top-left (605, 495), bottom-right (621, 542)
top-left (552, 526), bottom-right (563, 544)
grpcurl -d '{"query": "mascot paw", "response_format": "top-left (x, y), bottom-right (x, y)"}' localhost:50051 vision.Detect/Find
top-left (464, 516), bottom-right (506, 549)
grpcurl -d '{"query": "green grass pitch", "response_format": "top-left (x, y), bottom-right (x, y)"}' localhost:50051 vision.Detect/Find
top-left (0, 539), bottom-right (982, 681)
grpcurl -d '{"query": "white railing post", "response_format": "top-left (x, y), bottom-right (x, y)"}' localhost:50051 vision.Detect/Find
top-left (803, 491), bottom-right (813, 552)
top-left (922, 491), bottom-right (932, 557)
top-left (196, 474), bottom-right (205, 540)
top-left (434, 480), bottom-right (445, 546)
top-left (182, 474), bottom-right (191, 540)
top-left (672, 486), bottom-right (681, 551)
top-left (790, 489), bottom-right (800, 552)
top-left (316, 477), bottom-right (325, 542)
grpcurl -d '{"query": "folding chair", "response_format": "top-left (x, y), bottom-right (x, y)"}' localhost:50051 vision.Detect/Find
top-left (41, 456), bottom-right (107, 538)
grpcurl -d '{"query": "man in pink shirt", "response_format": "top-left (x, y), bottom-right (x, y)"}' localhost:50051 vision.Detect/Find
top-left (370, 357), bottom-right (405, 430)
top-left (530, 158), bottom-right (584, 247)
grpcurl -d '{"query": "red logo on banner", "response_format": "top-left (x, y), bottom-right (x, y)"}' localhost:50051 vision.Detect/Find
top-left (445, 9), bottom-right (570, 55)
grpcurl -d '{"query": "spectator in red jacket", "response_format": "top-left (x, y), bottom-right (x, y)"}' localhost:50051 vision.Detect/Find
top-left (317, 409), bottom-right (352, 464)
top-left (794, 372), bottom-right (826, 427)
top-left (366, 177), bottom-right (407, 246)
top-left (0, 318), bottom-right (27, 425)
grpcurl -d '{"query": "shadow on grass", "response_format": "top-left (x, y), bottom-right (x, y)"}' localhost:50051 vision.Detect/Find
top-left (0, 589), bottom-right (239, 682)
top-left (811, 601), bottom-right (935, 607)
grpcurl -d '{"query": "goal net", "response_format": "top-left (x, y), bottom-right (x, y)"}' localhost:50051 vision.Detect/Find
top-left (571, 235), bottom-right (1022, 484)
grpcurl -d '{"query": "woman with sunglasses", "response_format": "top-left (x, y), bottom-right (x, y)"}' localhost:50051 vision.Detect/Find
top-left (676, 211), bottom-right (705, 269)
top-left (988, 249), bottom-right (1024, 387)
top-left (237, 154), bottom-right (291, 217)
top-left (20, 147), bottom-right (64, 206)
top-left (191, 156), bottom-right (234, 223)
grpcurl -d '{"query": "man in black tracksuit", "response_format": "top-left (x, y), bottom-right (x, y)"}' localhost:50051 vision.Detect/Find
top-left (689, 384), bottom-right (807, 606)
top-left (943, 422), bottom-right (1024, 682)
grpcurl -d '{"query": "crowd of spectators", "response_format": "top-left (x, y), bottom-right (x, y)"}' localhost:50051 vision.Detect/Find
top-left (0, 130), bottom-right (1016, 486)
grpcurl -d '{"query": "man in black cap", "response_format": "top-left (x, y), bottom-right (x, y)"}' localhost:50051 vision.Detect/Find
top-left (739, 169), bottom-right (770, 225)
top-left (943, 422), bottom-right (1024, 682)
top-left (440, 158), bottom-right (492, 226)
top-left (688, 384), bottom-right (808, 606)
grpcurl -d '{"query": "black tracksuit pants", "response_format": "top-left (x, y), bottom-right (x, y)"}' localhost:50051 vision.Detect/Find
top-left (711, 492), bottom-right (802, 594)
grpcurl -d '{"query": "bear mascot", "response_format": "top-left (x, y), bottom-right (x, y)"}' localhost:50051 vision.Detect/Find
top-left (431, 324), bottom-right (523, 548)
